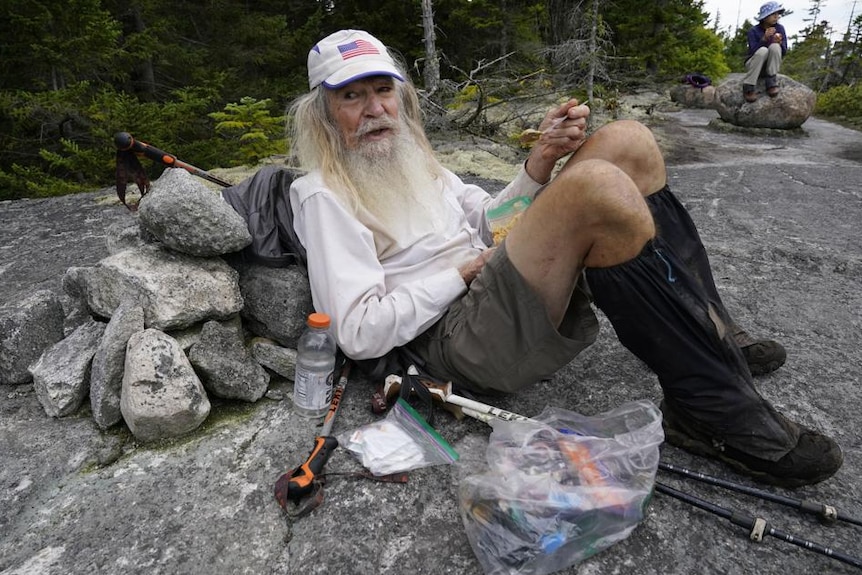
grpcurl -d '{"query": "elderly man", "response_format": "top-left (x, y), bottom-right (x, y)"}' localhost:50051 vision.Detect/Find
top-left (287, 29), bottom-right (842, 487)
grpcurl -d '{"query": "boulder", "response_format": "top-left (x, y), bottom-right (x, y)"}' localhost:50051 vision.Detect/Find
top-left (121, 328), bottom-right (211, 442)
top-left (233, 261), bottom-right (313, 348)
top-left (669, 84), bottom-right (717, 109)
top-left (80, 244), bottom-right (244, 331)
top-left (188, 318), bottom-right (270, 402)
top-left (30, 319), bottom-right (106, 417)
top-left (0, 290), bottom-right (65, 384)
top-left (90, 297), bottom-right (146, 429)
top-left (714, 73), bottom-right (815, 129)
top-left (138, 168), bottom-right (252, 257)
top-left (250, 337), bottom-right (298, 380)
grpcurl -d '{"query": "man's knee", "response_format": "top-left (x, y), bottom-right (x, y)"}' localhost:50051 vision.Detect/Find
top-left (549, 160), bottom-right (655, 260)
top-left (584, 119), bottom-right (653, 150)
top-left (570, 120), bottom-right (666, 196)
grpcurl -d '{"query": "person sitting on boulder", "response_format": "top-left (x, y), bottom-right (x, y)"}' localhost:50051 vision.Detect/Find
top-left (744, 2), bottom-right (788, 102)
top-left (286, 29), bottom-right (843, 487)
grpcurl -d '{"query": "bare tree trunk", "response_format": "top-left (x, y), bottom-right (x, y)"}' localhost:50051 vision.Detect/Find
top-left (586, 0), bottom-right (599, 104)
top-left (132, 6), bottom-right (157, 98)
top-left (421, 0), bottom-right (440, 95)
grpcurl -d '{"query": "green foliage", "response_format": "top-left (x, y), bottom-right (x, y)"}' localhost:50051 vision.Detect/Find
top-left (723, 21), bottom-right (753, 73)
top-left (602, 0), bottom-right (718, 81)
top-left (816, 84), bottom-right (862, 118)
top-left (783, 23), bottom-right (832, 89)
top-left (0, 165), bottom-right (90, 200)
top-left (664, 26), bottom-right (731, 80)
top-left (434, 0), bottom-right (546, 79)
top-left (1, 0), bottom-right (861, 200)
top-left (209, 97), bottom-right (286, 166)
top-left (1, 0), bottom-right (122, 91)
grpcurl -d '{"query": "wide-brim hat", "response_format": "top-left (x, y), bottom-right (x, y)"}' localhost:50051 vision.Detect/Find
top-left (307, 30), bottom-right (404, 90)
top-left (756, 2), bottom-right (785, 21)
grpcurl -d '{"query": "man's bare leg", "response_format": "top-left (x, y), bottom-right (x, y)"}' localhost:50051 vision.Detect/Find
top-left (561, 120), bottom-right (786, 374)
top-left (504, 157), bottom-right (654, 326)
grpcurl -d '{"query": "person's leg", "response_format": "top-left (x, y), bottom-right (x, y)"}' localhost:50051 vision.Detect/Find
top-left (584, 241), bottom-right (842, 487)
top-left (411, 158), bottom-right (648, 392)
top-left (565, 120), bottom-right (786, 374)
top-left (504, 157), bottom-right (654, 326)
top-left (764, 43), bottom-right (783, 96)
top-left (416, 147), bottom-right (842, 486)
top-left (743, 47), bottom-right (769, 101)
top-left (645, 187), bottom-right (786, 374)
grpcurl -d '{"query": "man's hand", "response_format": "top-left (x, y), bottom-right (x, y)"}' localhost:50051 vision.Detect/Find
top-left (524, 99), bottom-right (590, 184)
top-left (772, 32), bottom-right (783, 43)
top-left (458, 247), bottom-right (497, 286)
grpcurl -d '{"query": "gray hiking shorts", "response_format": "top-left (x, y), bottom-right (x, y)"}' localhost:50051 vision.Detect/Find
top-left (408, 242), bottom-right (599, 394)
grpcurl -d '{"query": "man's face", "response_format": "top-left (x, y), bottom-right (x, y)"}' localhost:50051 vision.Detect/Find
top-left (763, 12), bottom-right (782, 26)
top-left (327, 76), bottom-right (400, 153)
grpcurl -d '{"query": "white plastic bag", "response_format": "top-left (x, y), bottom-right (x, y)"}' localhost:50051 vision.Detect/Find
top-left (459, 399), bottom-right (663, 575)
top-left (338, 398), bottom-right (459, 476)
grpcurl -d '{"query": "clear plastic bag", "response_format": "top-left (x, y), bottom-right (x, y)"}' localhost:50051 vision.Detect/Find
top-left (337, 398), bottom-right (459, 476)
top-left (459, 400), bottom-right (663, 575)
top-left (487, 196), bottom-right (532, 245)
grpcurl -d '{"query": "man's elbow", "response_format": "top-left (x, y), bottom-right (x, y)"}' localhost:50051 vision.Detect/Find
top-left (336, 334), bottom-right (393, 362)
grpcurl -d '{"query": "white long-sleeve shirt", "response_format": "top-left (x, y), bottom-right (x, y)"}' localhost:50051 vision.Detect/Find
top-left (289, 165), bottom-right (544, 359)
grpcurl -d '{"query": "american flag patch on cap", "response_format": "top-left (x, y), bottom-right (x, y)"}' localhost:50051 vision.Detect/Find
top-left (338, 39), bottom-right (380, 60)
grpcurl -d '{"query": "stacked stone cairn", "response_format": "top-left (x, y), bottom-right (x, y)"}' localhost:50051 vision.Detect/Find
top-left (0, 168), bottom-right (314, 442)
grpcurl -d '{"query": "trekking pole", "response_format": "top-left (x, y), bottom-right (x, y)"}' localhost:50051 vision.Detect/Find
top-left (659, 461), bottom-right (862, 527)
top-left (384, 371), bottom-right (535, 423)
top-left (655, 482), bottom-right (862, 570)
top-left (114, 132), bottom-right (233, 188)
top-left (273, 360), bottom-right (350, 514)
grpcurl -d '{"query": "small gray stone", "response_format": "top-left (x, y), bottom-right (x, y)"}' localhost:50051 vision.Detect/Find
top-left (121, 328), bottom-right (211, 442)
top-left (30, 319), bottom-right (106, 417)
top-left (0, 290), bottom-right (65, 385)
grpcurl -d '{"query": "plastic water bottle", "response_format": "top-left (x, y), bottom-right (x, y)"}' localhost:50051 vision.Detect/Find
top-left (293, 312), bottom-right (337, 419)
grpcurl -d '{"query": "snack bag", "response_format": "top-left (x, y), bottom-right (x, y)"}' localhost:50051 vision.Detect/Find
top-left (459, 400), bottom-right (663, 575)
top-left (488, 196), bottom-right (532, 245)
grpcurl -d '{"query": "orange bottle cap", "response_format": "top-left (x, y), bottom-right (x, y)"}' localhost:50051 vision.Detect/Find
top-left (307, 312), bottom-right (331, 328)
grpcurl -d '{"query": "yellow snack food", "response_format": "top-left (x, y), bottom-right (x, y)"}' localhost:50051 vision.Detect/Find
top-left (488, 196), bottom-right (532, 246)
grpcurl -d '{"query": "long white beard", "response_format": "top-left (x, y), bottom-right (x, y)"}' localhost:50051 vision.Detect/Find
top-left (343, 121), bottom-right (448, 254)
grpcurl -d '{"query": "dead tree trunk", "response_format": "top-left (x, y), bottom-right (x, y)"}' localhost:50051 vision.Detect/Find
top-left (421, 0), bottom-right (441, 95)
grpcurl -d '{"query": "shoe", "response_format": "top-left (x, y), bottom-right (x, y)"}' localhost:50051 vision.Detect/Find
top-left (767, 86), bottom-right (780, 97)
top-left (739, 339), bottom-right (787, 375)
top-left (661, 400), bottom-right (843, 488)
top-left (744, 91), bottom-right (758, 102)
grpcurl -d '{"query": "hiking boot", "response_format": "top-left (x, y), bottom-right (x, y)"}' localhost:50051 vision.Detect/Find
top-left (767, 86), bottom-right (780, 97)
top-left (739, 339), bottom-right (786, 375)
top-left (743, 84), bottom-right (758, 102)
top-left (661, 400), bottom-right (843, 488)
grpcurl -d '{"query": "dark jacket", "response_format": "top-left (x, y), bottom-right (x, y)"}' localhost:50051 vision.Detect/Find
top-left (746, 22), bottom-right (788, 60)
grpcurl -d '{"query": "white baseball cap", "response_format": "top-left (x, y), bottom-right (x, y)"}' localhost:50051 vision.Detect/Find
top-left (307, 30), bottom-right (405, 90)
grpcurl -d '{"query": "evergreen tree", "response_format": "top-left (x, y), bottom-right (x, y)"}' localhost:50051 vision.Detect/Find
top-left (1, 0), bottom-right (121, 91)
top-left (784, 20), bottom-right (833, 88)
top-left (602, 0), bottom-right (727, 81)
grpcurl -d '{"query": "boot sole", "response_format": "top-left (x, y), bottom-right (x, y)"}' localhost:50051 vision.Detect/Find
top-left (747, 358), bottom-right (785, 376)
top-left (663, 424), bottom-right (817, 488)
top-left (662, 406), bottom-right (841, 488)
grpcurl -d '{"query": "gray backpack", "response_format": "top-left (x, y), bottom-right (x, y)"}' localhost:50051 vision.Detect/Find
top-left (221, 165), bottom-right (307, 269)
